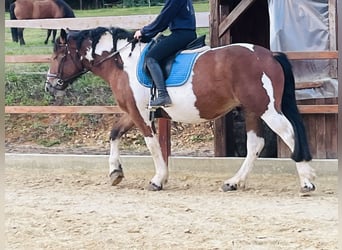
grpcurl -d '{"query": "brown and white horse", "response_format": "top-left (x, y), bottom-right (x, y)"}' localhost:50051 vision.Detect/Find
top-left (9, 0), bottom-right (75, 45)
top-left (45, 27), bottom-right (316, 193)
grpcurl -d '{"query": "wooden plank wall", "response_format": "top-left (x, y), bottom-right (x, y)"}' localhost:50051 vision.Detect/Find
top-left (277, 98), bottom-right (338, 159)
top-left (210, 0), bottom-right (338, 159)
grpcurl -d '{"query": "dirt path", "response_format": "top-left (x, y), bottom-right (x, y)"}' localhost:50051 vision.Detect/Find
top-left (5, 164), bottom-right (338, 249)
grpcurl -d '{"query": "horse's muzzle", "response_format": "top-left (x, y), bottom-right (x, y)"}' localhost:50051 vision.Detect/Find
top-left (45, 79), bottom-right (67, 97)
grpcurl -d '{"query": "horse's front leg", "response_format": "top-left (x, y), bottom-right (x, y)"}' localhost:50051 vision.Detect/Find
top-left (144, 134), bottom-right (169, 191)
top-left (109, 113), bottom-right (134, 186)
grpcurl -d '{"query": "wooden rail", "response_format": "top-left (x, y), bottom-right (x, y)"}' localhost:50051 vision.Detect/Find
top-left (5, 106), bottom-right (123, 114)
top-left (5, 55), bottom-right (51, 63)
top-left (5, 13), bottom-right (210, 30)
top-left (5, 51), bottom-right (338, 115)
top-left (297, 104), bottom-right (338, 114)
top-left (4, 104), bottom-right (338, 114)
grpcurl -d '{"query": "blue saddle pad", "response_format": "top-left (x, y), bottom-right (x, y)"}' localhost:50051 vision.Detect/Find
top-left (136, 42), bottom-right (200, 88)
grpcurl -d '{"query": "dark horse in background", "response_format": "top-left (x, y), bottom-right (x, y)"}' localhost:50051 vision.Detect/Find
top-left (9, 0), bottom-right (75, 45)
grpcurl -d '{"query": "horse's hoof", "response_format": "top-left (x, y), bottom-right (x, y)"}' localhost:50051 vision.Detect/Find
top-left (300, 183), bottom-right (316, 193)
top-left (221, 183), bottom-right (237, 192)
top-left (147, 182), bottom-right (162, 191)
top-left (109, 169), bottom-right (124, 186)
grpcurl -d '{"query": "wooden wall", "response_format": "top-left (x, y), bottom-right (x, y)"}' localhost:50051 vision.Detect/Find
top-left (210, 0), bottom-right (338, 159)
top-left (210, 0), bottom-right (274, 157)
top-left (278, 98), bottom-right (338, 159)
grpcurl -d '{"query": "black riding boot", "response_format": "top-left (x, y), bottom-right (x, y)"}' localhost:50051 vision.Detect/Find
top-left (146, 57), bottom-right (172, 108)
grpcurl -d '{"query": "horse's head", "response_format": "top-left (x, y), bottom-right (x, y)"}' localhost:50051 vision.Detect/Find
top-left (45, 28), bottom-right (88, 96)
top-left (45, 27), bottom-right (135, 97)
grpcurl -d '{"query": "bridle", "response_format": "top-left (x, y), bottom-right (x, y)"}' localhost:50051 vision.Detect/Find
top-left (46, 37), bottom-right (136, 90)
top-left (46, 43), bottom-right (88, 90)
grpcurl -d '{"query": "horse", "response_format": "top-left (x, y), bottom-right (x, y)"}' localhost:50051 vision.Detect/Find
top-left (45, 27), bottom-right (316, 193)
top-left (9, 0), bottom-right (75, 45)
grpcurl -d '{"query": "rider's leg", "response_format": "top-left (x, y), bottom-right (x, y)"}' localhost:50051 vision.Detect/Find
top-left (146, 29), bottom-right (197, 108)
top-left (146, 57), bottom-right (172, 107)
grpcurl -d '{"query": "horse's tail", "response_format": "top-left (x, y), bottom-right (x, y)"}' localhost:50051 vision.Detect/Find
top-left (9, 2), bottom-right (18, 42)
top-left (55, 0), bottom-right (75, 18)
top-left (273, 52), bottom-right (312, 162)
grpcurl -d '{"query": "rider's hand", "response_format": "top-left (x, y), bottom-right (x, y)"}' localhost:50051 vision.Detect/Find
top-left (134, 30), bottom-right (142, 40)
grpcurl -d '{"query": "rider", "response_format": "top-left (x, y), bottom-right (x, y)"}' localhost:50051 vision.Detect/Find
top-left (134, 0), bottom-right (197, 108)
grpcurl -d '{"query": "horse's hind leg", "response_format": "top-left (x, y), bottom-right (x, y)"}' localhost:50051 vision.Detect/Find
top-left (261, 110), bottom-right (316, 193)
top-left (109, 113), bottom-right (134, 186)
top-left (45, 29), bottom-right (52, 44)
top-left (18, 28), bottom-right (25, 45)
top-left (11, 28), bottom-right (18, 43)
top-left (52, 29), bottom-right (57, 43)
top-left (222, 113), bottom-right (265, 191)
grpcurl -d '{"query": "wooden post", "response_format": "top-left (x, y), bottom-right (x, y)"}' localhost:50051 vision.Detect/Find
top-left (210, 0), bottom-right (235, 156)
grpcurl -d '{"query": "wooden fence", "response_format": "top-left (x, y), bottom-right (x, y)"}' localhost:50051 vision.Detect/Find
top-left (5, 14), bottom-right (338, 159)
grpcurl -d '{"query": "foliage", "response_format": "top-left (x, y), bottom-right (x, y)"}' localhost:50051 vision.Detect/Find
top-left (122, 0), bottom-right (162, 8)
top-left (5, 64), bottom-right (52, 105)
top-left (5, 64), bottom-right (115, 106)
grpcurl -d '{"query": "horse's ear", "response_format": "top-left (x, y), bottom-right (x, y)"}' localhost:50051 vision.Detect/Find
top-left (60, 29), bottom-right (67, 42)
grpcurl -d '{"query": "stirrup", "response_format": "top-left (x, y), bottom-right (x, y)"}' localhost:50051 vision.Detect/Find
top-left (148, 96), bottom-right (172, 109)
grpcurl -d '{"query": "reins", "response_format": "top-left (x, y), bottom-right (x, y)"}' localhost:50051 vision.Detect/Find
top-left (93, 39), bottom-right (136, 66)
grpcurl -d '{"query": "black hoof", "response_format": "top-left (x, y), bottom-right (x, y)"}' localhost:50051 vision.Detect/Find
top-left (221, 183), bottom-right (237, 192)
top-left (147, 182), bottom-right (162, 191)
top-left (109, 169), bottom-right (124, 186)
top-left (300, 183), bottom-right (316, 193)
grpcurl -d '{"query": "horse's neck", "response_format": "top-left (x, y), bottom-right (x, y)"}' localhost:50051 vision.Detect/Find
top-left (119, 40), bottom-right (147, 77)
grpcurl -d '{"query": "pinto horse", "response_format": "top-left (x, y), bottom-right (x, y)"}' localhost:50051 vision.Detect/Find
top-left (45, 27), bottom-right (316, 193)
top-left (9, 0), bottom-right (75, 45)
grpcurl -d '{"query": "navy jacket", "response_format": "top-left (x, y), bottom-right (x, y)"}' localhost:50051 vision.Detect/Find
top-left (141, 0), bottom-right (196, 38)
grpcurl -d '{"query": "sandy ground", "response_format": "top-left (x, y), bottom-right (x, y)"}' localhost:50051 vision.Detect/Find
top-left (5, 163), bottom-right (338, 250)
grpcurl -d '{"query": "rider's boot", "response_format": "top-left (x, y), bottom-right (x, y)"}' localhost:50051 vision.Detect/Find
top-left (146, 57), bottom-right (172, 108)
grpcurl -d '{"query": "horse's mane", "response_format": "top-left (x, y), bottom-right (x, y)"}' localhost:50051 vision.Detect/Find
top-left (54, 0), bottom-right (75, 18)
top-left (63, 27), bottom-right (135, 58)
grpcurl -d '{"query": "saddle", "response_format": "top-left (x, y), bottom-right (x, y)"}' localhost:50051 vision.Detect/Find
top-left (137, 35), bottom-right (208, 88)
